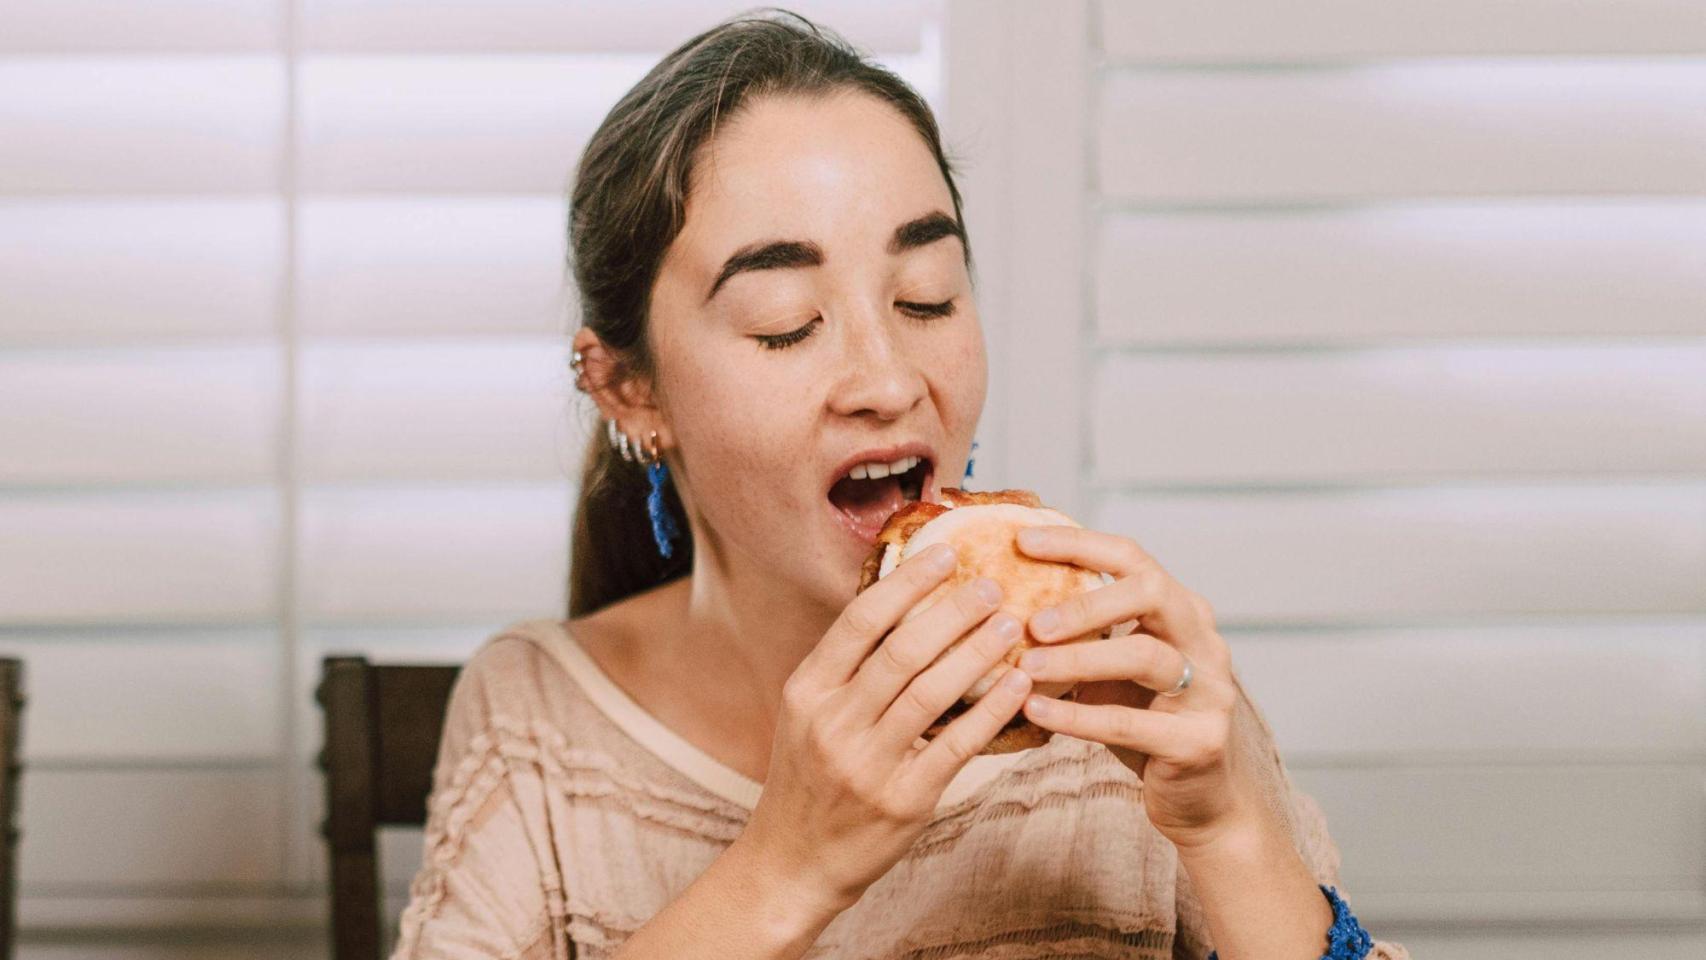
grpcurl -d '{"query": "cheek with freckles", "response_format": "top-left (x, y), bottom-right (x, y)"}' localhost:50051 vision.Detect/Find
top-left (933, 307), bottom-right (987, 464)
top-left (661, 348), bottom-right (830, 564)
top-left (676, 379), bottom-right (801, 504)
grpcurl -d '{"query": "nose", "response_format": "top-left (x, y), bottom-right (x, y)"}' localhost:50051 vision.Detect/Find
top-left (825, 305), bottom-right (927, 421)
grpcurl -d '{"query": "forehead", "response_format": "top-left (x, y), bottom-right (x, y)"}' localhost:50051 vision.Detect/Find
top-left (672, 90), bottom-right (952, 265)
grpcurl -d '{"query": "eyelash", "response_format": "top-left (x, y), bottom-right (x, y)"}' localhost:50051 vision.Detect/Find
top-left (754, 299), bottom-right (958, 351)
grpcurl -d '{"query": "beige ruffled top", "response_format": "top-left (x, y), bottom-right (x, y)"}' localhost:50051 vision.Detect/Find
top-left (391, 618), bottom-right (1409, 960)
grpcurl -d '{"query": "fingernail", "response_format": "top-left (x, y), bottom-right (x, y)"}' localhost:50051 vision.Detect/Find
top-left (976, 577), bottom-right (1001, 604)
top-left (929, 544), bottom-right (957, 571)
top-left (1001, 668), bottom-right (1029, 692)
top-left (1026, 695), bottom-right (1053, 718)
top-left (1031, 608), bottom-right (1060, 636)
top-left (991, 613), bottom-right (1020, 639)
top-left (1019, 648), bottom-right (1047, 673)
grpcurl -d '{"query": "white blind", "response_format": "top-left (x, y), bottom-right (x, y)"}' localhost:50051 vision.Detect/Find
top-left (1088, 0), bottom-right (1706, 941)
top-left (0, 0), bottom-right (945, 946)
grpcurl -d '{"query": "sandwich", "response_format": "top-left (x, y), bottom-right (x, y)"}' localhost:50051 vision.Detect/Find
top-left (857, 487), bottom-right (1116, 754)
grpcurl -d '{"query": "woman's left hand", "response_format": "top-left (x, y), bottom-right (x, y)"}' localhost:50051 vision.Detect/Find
top-left (1011, 524), bottom-right (1268, 853)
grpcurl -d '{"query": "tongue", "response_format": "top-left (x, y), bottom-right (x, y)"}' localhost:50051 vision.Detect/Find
top-left (829, 474), bottom-right (906, 535)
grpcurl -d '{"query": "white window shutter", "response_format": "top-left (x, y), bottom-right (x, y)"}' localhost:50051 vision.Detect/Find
top-left (948, 0), bottom-right (1706, 952)
top-left (0, 0), bottom-right (946, 941)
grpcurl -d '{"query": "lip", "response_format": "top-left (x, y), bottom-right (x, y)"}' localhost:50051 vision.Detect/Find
top-left (825, 441), bottom-right (937, 498)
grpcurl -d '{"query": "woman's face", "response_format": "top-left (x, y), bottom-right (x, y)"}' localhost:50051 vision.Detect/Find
top-left (647, 89), bottom-right (986, 608)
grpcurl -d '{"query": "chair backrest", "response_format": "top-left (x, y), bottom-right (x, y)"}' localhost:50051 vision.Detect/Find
top-left (317, 656), bottom-right (460, 960)
top-left (0, 658), bottom-right (22, 960)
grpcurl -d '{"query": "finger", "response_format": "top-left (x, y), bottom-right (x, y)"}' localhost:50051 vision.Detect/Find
top-left (1016, 525), bottom-right (1206, 658)
top-left (1021, 695), bottom-right (1199, 763)
top-left (1015, 524), bottom-right (1146, 577)
top-left (1024, 574), bottom-right (1159, 646)
top-left (873, 610), bottom-right (1023, 750)
top-left (799, 542), bottom-right (959, 688)
top-left (1017, 633), bottom-right (1191, 694)
top-left (912, 664), bottom-right (1033, 788)
top-left (846, 574), bottom-right (1004, 723)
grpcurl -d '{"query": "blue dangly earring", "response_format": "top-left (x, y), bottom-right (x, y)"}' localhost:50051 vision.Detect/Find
top-left (964, 440), bottom-right (978, 482)
top-left (646, 460), bottom-right (679, 559)
top-left (638, 429), bottom-right (679, 559)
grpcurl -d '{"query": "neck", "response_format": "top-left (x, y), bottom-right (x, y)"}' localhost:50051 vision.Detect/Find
top-left (673, 539), bottom-right (843, 735)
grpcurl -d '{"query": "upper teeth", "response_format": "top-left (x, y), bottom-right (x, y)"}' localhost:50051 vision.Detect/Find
top-left (847, 454), bottom-right (921, 480)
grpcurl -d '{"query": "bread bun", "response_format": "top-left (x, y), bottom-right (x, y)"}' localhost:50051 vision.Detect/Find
top-left (856, 487), bottom-right (1116, 755)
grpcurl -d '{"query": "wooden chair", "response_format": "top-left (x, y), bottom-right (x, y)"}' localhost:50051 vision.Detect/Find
top-left (317, 656), bottom-right (461, 960)
top-left (0, 659), bottom-right (22, 960)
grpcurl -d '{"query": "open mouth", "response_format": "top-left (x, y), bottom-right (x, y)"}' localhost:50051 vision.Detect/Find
top-left (828, 457), bottom-right (932, 543)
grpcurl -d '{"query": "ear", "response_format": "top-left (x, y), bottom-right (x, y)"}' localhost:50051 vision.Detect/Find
top-left (572, 327), bottom-right (668, 444)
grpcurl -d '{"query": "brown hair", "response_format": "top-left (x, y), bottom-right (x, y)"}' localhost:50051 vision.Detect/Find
top-left (566, 6), bottom-right (974, 618)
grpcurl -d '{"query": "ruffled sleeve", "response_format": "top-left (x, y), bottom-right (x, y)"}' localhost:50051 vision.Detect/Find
top-left (1172, 670), bottom-right (1411, 960)
top-left (390, 637), bottom-right (575, 960)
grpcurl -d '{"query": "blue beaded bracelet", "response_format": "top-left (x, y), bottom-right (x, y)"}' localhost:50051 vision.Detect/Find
top-left (1205, 884), bottom-right (1373, 960)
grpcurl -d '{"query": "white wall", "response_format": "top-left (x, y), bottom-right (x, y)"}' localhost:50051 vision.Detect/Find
top-left (947, 1), bottom-right (1706, 957)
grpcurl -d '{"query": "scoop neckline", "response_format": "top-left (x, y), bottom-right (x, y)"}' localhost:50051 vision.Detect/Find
top-left (528, 617), bottom-right (1031, 813)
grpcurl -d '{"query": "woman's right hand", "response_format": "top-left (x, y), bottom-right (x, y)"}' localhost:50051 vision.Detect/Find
top-left (736, 542), bottom-right (1033, 917)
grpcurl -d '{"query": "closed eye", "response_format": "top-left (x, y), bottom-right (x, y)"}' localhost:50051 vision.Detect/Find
top-left (897, 298), bottom-right (957, 319)
top-left (754, 317), bottom-right (820, 350)
top-left (752, 299), bottom-right (959, 351)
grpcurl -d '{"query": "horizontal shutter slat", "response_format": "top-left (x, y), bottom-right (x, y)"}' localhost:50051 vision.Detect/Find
top-left (298, 485), bottom-right (569, 620)
top-left (1, 627), bottom-right (280, 760)
top-left (1294, 764), bottom-right (1704, 917)
top-left (1101, 1), bottom-right (1706, 62)
top-left (0, 58), bottom-right (283, 194)
top-left (299, 196), bottom-right (569, 336)
top-left (1093, 347), bottom-right (1706, 484)
top-left (0, 490), bottom-right (279, 624)
top-left (0, 199), bottom-right (283, 343)
top-left (0, 0), bottom-right (278, 53)
top-left (19, 769), bottom-right (283, 887)
top-left (1096, 487), bottom-right (1706, 624)
top-left (1096, 204), bottom-right (1706, 344)
top-left (299, 55), bottom-right (650, 194)
top-left (0, 346), bottom-right (280, 485)
top-left (1232, 622), bottom-right (1705, 758)
top-left (302, 0), bottom-right (928, 53)
top-left (299, 339), bottom-right (579, 482)
top-left (1099, 63), bottom-right (1706, 203)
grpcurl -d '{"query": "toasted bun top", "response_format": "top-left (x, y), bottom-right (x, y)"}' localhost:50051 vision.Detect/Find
top-left (857, 488), bottom-right (1048, 593)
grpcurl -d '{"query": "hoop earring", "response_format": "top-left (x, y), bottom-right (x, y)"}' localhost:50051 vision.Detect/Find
top-left (606, 417), bottom-right (635, 462)
top-left (642, 431), bottom-right (680, 559)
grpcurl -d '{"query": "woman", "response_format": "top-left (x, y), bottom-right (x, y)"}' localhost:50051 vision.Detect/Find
top-left (392, 10), bottom-right (1408, 960)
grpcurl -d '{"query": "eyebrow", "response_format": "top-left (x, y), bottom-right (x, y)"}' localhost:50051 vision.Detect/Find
top-left (703, 210), bottom-right (965, 303)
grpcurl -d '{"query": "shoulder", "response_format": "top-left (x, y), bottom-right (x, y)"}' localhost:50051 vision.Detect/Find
top-left (458, 619), bottom-right (577, 695)
top-left (434, 620), bottom-right (581, 755)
